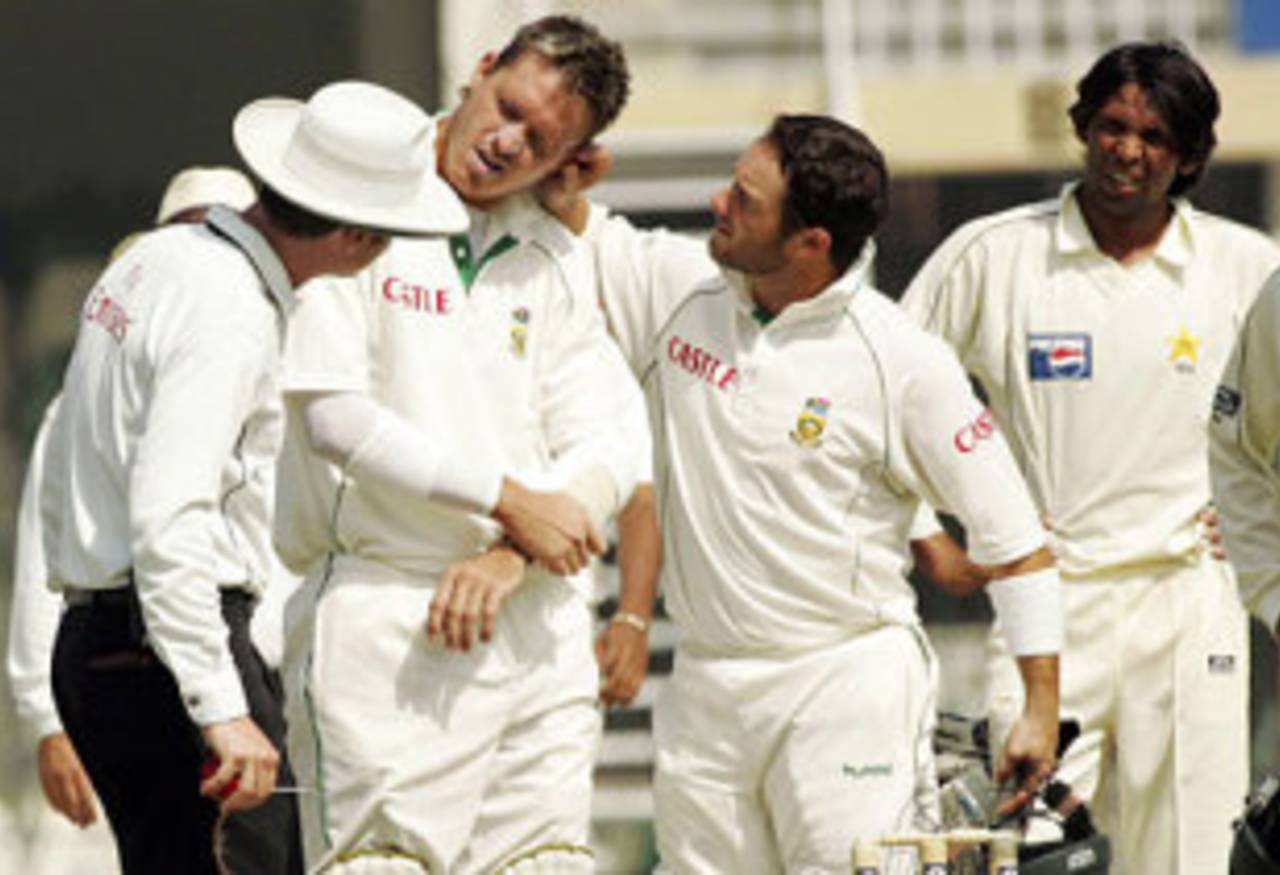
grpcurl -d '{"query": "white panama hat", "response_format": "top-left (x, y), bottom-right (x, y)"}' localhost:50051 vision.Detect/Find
top-left (233, 80), bottom-right (467, 236)
top-left (155, 166), bottom-right (256, 224)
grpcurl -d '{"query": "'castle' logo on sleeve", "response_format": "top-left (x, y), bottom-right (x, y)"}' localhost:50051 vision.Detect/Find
top-left (667, 335), bottom-right (738, 391)
top-left (84, 286), bottom-right (132, 344)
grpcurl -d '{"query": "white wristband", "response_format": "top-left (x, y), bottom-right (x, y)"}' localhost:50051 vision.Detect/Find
top-left (987, 567), bottom-right (1063, 656)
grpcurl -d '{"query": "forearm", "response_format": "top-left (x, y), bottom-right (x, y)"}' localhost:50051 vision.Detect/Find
top-left (1014, 652), bottom-right (1060, 721)
top-left (615, 484), bottom-right (660, 619)
top-left (299, 391), bottom-right (503, 514)
top-left (910, 530), bottom-right (991, 597)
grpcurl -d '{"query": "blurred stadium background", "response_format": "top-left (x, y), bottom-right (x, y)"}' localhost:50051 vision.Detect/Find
top-left (2, 0), bottom-right (1279, 870)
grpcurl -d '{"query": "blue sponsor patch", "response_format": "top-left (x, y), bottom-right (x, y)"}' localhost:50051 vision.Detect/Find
top-left (1029, 333), bottom-right (1092, 380)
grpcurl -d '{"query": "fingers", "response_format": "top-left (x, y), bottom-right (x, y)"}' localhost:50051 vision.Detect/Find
top-left (585, 521), bottom-right (607, 557)
top-left (457, 580), bottom-right (486, 650)
top-left (545, 541), bottom-right (588, 576)
top-left (479, 587), bottom-right (502, 643)
top-left (430, 568), bottom-right (481, 650)
top-left (996, 759), bottom-right (1052, 818)
top-left (45, 771), bottom-right (83, 826)
top-left (199, 723), bottom-right (280, 814)
top-left (38, 734), bottom-right (97, 826)
top-left (427, 572), bottom-right (455, 641)
top-left (596, 628), bottom-right (646, 707)
top-left (571, 143), bottom-right (612, 188)
top-left (59, 768), bottom-right (98, 827)
top-left (993, 744), bottom-right (1055, 818)
top-left (199, 753), bottom-right (240, 803)
top-left (68, 771), bottom-right (98, 826)
top-left (211, 752), bottom-right (279, 814)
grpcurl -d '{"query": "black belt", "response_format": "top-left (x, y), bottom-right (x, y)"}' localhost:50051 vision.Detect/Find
top-left (64, 585), bottom-right (253, 609)
top-left (64, 586), bottom-right (136, 608)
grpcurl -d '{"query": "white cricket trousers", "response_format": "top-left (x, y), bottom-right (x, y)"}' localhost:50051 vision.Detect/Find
top-left (987, 555), bottom-right (1249, 875)
top-left (283, 555), bottom-right (600, 874)
top-left (653, 624), bottom-right (939, 874)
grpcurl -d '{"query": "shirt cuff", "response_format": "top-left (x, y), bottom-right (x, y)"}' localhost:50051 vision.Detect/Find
top-left (28, 710), bottom-right (64, 741)
top-left (180, 665), bottom-right (249, 727)
top-left (909, 503), bottom-right (944, 541)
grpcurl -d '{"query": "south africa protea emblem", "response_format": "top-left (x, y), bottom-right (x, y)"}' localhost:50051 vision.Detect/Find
top-left (510, 307), bottom-right (531, 357)
top-left (790, 397), bottom-right (830, 447)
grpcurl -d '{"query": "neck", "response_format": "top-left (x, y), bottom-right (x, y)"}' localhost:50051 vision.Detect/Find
top-left (748, 260), bottom-right (838, 318)
top-left (1077, 187), bottom-right (1173, 265)
top-left (242, 204), bottom-right (316, 288)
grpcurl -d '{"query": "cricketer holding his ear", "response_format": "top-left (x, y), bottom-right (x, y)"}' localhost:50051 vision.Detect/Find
top-left (274, 15), bottom-right (654, 875)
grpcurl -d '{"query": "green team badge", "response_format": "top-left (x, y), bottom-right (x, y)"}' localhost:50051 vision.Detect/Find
top-left (510, 306), bottom-right (531, 358)
top-left (790, 397), bottom-right (831, 447)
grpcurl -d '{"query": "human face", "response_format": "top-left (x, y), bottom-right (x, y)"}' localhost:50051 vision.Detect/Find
top-left (707, 138), bottom-right (789, 275)
top-left (440, 51), bottom-right (595, 208)
top-left (1079, 81), bottom-right (1197, 221)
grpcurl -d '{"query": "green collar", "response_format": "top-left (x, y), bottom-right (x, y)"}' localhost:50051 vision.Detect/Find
top-left (449, 233), bottom-right (518, 290)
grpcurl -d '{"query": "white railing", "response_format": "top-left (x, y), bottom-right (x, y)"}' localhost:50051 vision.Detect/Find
top-left (548, 0), bottom-right (1232, 75)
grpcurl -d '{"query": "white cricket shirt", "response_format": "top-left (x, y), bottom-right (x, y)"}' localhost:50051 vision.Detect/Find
top-left (903, 184), bottom-right (1280, 576)
top-left (590, 212), bottom-right (1046, 655)
top-left (8, 400), bottom-right (63, 738)
top-left (1210, 267), bottom-right (1280, 632)
top-left (40, 207), bottom-right (294, 725)
top-left (277, 192), bottom-right (643, 590)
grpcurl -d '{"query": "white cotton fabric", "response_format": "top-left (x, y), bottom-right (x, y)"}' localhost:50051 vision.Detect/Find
top-left (40, 208), bottom-right (293, 725)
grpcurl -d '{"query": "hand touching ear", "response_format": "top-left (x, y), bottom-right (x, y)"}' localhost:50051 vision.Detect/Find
top-left (537, 143), bottom-right (612, 234)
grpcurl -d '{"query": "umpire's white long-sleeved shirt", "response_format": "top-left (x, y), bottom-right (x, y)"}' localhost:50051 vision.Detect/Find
top-left (902, 184), bottom-right (1280, 577)
top-left (9, 399), bottom-right (63, 739)
top-left (589, 211), bottom-right (1046, 656)
top-left (41, 207), bottom-right (293, 726)
top-left (1210, 267), bottom-right (1280, 633)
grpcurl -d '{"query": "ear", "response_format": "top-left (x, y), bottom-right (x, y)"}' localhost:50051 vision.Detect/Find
top-left (790, 226), bottom-right (832, 261)
top-left (1177, 157), bottom-right (1202, 182)
top-left (336, 226), bottom-right (387, 258)
top-left (473, 51), bottom-right (499, 83)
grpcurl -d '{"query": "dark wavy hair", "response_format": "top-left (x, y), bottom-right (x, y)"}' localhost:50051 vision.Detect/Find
top-left (258, 185), bottom-right (338, 237)
top-left (494, 15), bottom-right (630, 140)
top-left (1069, 41), bottom-right (1219, 197)
top-left (765, 114), bottom-right (889, 275)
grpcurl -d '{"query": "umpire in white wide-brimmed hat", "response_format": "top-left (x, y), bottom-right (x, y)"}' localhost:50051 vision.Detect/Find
top-left (43, 81), bottom-right (463, 875)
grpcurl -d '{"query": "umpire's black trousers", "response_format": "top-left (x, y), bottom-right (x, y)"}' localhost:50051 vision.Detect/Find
top-left (52, 586), bottom-right (303, 875)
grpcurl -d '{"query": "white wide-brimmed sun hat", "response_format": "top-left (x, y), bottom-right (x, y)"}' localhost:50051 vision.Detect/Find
top-left (233, 80), bottom-right (467, 236)
top-left (155, 166), bottom-right (256, 224)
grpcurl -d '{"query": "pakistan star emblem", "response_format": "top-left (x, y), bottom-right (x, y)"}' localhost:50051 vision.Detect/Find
top-left (1168, 325), bottom-right (1201, 374)
top-left (510, 307), bottom-right (531, 358)
top-left (790, 397), bottom-right (831, 447)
